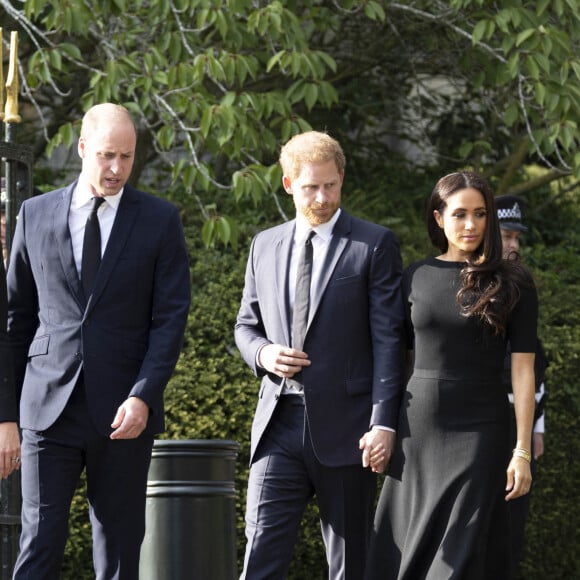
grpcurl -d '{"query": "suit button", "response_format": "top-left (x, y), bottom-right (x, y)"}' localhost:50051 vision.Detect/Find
top-left (83, 320), bottom-right (90, 326)
top-left (75, 352), bottom-right (82, 360)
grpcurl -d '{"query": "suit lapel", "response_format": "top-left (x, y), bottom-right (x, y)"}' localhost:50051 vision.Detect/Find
top-left (275, 222), bottom-right (295, 346)
top-left (54, 183), bottom-right (85, 309)
top-left (308, 211), bottom-right (351, 327)
top-left (85, 186), bottom-right (140, 314)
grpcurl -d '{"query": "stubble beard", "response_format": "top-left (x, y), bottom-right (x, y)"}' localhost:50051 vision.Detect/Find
top-left (301, 202), bottom-right (339, 226)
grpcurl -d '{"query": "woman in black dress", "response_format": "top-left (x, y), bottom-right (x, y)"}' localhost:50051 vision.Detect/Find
top-left (365, 172), bottom-right (537, 580)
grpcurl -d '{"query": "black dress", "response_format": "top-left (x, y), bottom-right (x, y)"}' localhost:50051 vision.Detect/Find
top-left (366, 257), bottom-right (537, 580)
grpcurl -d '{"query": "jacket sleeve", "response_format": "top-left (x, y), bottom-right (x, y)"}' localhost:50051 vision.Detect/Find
top-left (0, 248), bottom-right (17, 422)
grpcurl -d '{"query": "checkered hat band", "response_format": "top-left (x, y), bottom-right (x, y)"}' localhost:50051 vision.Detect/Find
top-left (497, 204), bottom-right (522, 220)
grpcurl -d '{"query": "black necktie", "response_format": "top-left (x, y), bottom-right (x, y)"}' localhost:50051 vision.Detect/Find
top-left (292, 230), bottom-right (316, 351)
top-left (81, 196), bottom-right (105, 299)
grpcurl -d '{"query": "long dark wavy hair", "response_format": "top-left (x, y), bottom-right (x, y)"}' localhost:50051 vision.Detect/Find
top-left (426, 171), bottom-right (529, 335)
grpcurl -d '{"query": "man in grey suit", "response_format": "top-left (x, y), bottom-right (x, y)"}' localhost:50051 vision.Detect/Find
top-left (6, 103), bottom-right (191, 579)
top-left (235, 131), bottom-right (405, 579)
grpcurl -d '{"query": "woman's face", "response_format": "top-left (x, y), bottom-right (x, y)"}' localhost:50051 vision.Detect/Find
top-left (433, 187), bottom-right (487, 261)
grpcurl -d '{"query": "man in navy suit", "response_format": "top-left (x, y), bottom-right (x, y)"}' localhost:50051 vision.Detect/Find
top-left (6, 103), bottom-right (191, 579)
top-left (235, 131), bottom-right (405, 578)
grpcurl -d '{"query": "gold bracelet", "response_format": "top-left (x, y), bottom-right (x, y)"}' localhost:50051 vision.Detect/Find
top-left (513, 448), bottom-right (531, 462)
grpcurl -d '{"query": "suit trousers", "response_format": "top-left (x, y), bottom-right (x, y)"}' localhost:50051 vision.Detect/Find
top-left (241, 395), bottom-right (377, 580)
top-left (13, 378), bottom-right (154, 580)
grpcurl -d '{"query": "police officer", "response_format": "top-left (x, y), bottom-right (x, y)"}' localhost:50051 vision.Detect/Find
top-left (497, 195), bottom-right (548, 575)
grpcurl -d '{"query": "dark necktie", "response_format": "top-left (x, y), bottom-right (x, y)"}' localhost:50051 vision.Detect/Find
top-left (81, 196), bottom-right (105, 299)
top-left (292, 230), bottom-right (316, 351)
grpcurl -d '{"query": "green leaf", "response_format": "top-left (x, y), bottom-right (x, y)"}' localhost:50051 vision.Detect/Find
top-left (266, 51), bottom-right (286, 73)
top-left (61, 123), bottom-right (74, 148)
top-left (157, 125), bottom-right (176, 151)
top-left (216, 10), bottom-right (229, 38)
top-left (59, 42), bottom-right (82, 61)
top-left (516, 29), bottom-right (535, 47)
top-left (365, 1), bottom-right (385, 21)
top-left (201, 219), bottom-right (216, 248)
top-left (560, 60), bottom-right (570, 85)
top-left (534, 53), bottom-right (551, 74)
top-left (200, 107), bottom-right (213, 138)
top-left (458, 141), bottom-right (474, 158)
top-left (472, 20), bottom-right (487, 45)
top-left (216, 216), bottom-right (231, 245)
top-left (536, 0), bottom-right (551, 16)
top-left (49, 49), bottom-right (62, 71)
top-left (545, 91), bottom-right (560, 113)
top-left (304, 83), bottom-right (318, 110)
top-left (526, 55), bottom-right (540, 80)
top-left (315, 51), bottom-right (337, 74)
top-left (504, 102), bottom-right (519, 126)
top-left (535, 82), bottom-right (546, 105)
top-left (507, 53), bottom-right (520, 78)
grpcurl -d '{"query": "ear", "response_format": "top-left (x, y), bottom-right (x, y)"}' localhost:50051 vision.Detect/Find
top-left (78, 137), bottom-right (86, 159)
top-left (282, 175), bottom-right (293, 195)
top-left (433, 210), bottom-right (444, 228)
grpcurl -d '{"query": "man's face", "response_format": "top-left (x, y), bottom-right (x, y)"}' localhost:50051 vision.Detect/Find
top-left (78, 120), bottom-right (136, 197)
top-left (283, 160), bottom-right (343, 226)
top-left (501, 228), bottom-right (521, 259)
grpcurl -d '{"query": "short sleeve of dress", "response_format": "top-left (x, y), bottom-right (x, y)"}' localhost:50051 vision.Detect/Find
top-left (507, 273), bottom-right (538, 353)
top-left (402, 261), bottom-right (421, 351)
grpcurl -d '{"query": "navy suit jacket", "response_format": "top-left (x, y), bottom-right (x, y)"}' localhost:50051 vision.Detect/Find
top-left (235, 210), bottom-right (405, 467)
top-left (6, 182), bottom-right (191, 435)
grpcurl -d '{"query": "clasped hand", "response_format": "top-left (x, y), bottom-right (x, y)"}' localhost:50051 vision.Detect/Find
top-left (258, 343), bottom-right (311, 377)
top-left (359, 428), bottom-right (396, 474)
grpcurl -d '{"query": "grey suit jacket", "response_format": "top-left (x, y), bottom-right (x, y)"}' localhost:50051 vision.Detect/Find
top-left (6, 182), bottom-right (191, 435)
top-left (235, 210), bottom-right (405, 467)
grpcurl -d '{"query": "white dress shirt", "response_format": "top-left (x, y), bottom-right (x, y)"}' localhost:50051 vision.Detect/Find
top-left (68, 187), bottom-right (123, 276)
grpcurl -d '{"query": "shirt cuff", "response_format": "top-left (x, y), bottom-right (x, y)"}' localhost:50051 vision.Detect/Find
top-left (372, 425), bottom-right (396, 433)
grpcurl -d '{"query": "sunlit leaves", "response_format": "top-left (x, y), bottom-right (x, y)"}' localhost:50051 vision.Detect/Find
top-left (201, 214), bottom-right (238, 250)
top-left (45, 122), bottom-right (76, 158)
top-left (469, 0), bottom-right (580, 167)
top-left (14, 0), bottom-right (580, 242)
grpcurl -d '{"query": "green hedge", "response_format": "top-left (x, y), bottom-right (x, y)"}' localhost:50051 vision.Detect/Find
top-left (61, 178), bottom-right (579, 578)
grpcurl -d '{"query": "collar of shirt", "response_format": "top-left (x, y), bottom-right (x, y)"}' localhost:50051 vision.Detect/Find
top-left (294, 208), bottom-right (341, 244)
top-left (71, 185), bottom-right (124, 211)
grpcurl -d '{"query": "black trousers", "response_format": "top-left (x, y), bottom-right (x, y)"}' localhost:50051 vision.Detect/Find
top-left (13, 379), bottom-right (154, 580)
top-left (241, 395), bottom-right (377, 580)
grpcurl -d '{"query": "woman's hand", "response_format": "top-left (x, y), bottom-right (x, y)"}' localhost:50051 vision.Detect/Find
top-left (505, 454), bottom-right (532, 501)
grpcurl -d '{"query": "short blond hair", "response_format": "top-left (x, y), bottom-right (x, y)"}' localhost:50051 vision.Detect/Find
top-left (279, 131), bottom-right (346, 180)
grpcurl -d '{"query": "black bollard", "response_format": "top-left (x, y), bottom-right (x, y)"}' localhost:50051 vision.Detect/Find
top-left (0, 470), bottom-right (21, 579)
top-left (139, 439), bottom-right (239, 580)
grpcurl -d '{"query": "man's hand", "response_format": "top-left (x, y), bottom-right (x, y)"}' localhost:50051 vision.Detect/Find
top-left (359, 428), bottom-right (396, 474)
top-left (110, 396), bottom-right (150, 440)
top-left (258, 343), bottom-right (311, 378)
top-left (0, 422), bottom-right (21, 479)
